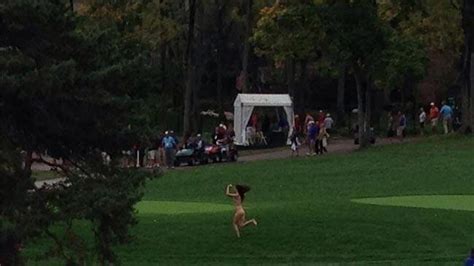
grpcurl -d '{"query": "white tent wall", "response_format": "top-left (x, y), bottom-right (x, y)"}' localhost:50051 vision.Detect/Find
top-left (241, 106), bottom-right (255, 145)
top-left (283, 106), bottom-right (294, 145)
top-left (233, 104), bottom-right (255, 145)
top-left (234, 104), bottom-right (242, 144)
top-left (233, 94), bottom-right (294, 146)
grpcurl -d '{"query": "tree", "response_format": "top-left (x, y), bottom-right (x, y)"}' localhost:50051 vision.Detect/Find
top-left (382, 0), bottom-right (462, 102)
top-left (0, 0), bottom-right (153, 264)
top-left (253, 1), bottom-right (323, 107)
top-left (241, 0), bottom-right (254, 92)
top-left (449, 0), bottom-right (474, 132)
top-left (183, 0), bottom-right (198, 135)
top-left (374, 33), bottom-right (427, 108)
top-left (318, 1), bottom-right (381, 146)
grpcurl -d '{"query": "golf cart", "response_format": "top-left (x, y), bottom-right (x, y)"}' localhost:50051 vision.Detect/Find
top-left (174, 136), bottom-right (208, 166)
top-left (204, 138), bottom-right (238, 163)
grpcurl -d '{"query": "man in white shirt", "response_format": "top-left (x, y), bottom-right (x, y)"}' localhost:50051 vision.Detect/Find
top-left (324, 113), bottom-right (334, 134)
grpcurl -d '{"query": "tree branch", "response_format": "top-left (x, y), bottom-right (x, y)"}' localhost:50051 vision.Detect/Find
top-left (33, 155), bottom-right (70, 177)
top-left (450, 0), bottom-right (460, 10)
top-left (45, 229), bottom-right (70, 263)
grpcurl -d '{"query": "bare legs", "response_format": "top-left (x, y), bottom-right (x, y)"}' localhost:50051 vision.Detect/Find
top-left (233, 211), bottom-right (257, 238)
top-left (242, 219), bottom-right (257, 227)
top-left (233, 224), bottom-right (241, 238)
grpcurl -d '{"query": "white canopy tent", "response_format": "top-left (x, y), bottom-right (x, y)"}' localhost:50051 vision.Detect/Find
top-left (233, 94), bottom-right (294, 146)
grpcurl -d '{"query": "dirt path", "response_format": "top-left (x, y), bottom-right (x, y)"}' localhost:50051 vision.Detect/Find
top-left (33, 137), bottom-right (414, 187)
top-left (239, 137), bottom-right (411, 162)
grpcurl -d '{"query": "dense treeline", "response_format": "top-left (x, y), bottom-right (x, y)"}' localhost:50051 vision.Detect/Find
top-left (77, 0), bottom-right (464, 142)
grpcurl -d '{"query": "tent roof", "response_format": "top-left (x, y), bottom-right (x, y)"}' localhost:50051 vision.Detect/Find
top-left (234, 94), bottom-right (292, 107)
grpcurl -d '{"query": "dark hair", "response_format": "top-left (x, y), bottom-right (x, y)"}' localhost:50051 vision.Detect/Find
top-left (235, 184), bottom-right (250, 202)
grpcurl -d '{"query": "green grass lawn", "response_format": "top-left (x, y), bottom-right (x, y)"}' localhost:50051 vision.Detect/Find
top-left (25, 136), bottom-right (474, 265)
top-left (32, 170), bottom-right (59, 181)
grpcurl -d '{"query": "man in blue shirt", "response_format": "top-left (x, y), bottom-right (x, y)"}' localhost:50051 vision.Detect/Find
top-left (439, 101), bottom-right (453, 134)
top-left (306, 121), bottom-right (320, 156)
top-left (465, 248), bottom-right (474, 266)
top-left (162, 131), bottom-right (177, 169)
top-left (306, 121), bottom-right (316, 156)
top-left (397, 111), bottom-right (407, 140)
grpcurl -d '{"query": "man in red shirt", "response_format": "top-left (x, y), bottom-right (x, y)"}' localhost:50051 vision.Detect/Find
top-left (318, 110), bottom-right (326, 125)
top-left (429, 102), bottom-right (439, 133)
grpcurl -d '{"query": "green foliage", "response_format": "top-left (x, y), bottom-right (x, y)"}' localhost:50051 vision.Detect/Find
top-left (321, 1), bottom-right (389, 71)
top-left (378, 0), bottom-right (463, 95)
top-left (0, 0), bottom-right (139, 156)
top-left (0, 0), bottom-right (156, 264)
top-left (81, 0), bottom-right (185, 135)
top-left (380, 0), bottom-right (463, 55)
top-left (253, 2), bottom-right (323, 62)
top-left (375, 32), bottom-right (428, 89)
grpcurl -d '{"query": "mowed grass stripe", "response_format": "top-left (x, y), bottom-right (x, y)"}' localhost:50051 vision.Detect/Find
top-left (136, 201), bottom-right (233, 215)
top-left (353, 195), bottom-right (474, 212)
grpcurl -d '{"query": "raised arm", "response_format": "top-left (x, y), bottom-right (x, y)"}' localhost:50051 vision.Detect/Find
top-left (226, 184), bottom-right (238, 197)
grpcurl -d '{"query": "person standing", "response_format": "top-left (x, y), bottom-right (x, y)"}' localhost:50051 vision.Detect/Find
top-left (318, 110), bottom-right (326, 125)
top-left (397, 111), bottom-right (407, 140)
top-left (162, 131), bottom-right (177, 169)
top-left (429, 102), bottom-right (439, 133)
top-left (418, 107), bottom-right (426, 135)
top-left (387, 112), bottom-right (395, 139)
top-left (324, 113), bottom-right (334, 134)
top-left (304, 112), bottom-right (314, 134)
top-left (307, 121), bottom-right (317, 156)
top-left (250, 113), bottom-right (258, 128)
top-left (289, 129), bottom-right (300, 157)
top-left (294, 114), bottom-right (303, 136)
top-left (439, 101), bottom-right (453, 134)
top-left (317, 123), bottom-right (330, 154)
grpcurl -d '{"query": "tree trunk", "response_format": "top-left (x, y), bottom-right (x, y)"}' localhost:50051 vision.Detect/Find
top-left (365, 79), bottom-right (372, 140)
top-left (287, 58), bottom-right (296, 100)
top-left (183, 0), bottom-right (197, 136)
top-left (215, 0), bottom-right (225, 114)
top-left (192, 71), bottom-right (202, 133)
top-left (241, 0), bottom-right (253, 93)
top-left (354, 66), bottom-right (369, 148)
top-left (191, 1), bottom-right (205, 133)
top-left (464, 50), bottom-right (474, 132)
top-left (298, 60), bottom-right (309, 113)
top-left (459, 35), bottom-right (473, 133)
top-left (216, 48), bottom-right (224, 114)
top-left (24, 150), bottom-right (33, 177)
top-left (160, 0), bottom-right (167, 94)
top-left (336, 64), bottom-right (346, 126)
top-left (459, 0), bottom-right (474, 133)
top-left (383, 87), bottom-right (391, 105)
top-left (400, 86), bottom-right (405, 109)
top-left (463, 39), bottom-right (474, 132)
